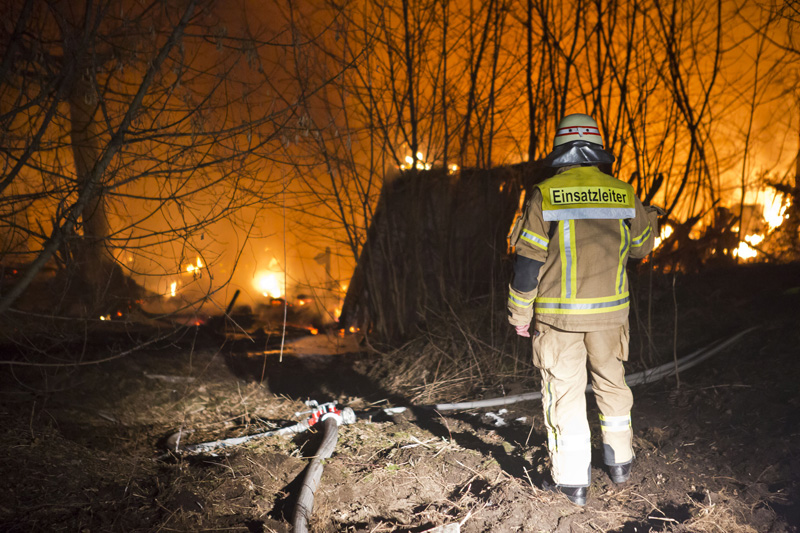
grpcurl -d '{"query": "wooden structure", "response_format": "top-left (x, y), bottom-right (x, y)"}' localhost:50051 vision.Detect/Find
top-left (340, 162), bottom-right (548, 343)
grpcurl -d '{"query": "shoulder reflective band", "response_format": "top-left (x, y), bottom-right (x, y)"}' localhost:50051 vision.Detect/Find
top-left (520, 229), bottom-right (549, 250)
top-left (599, 413), bottom-right (632, 433)
top-left (542, 185), bottom-right (636, 221)
top-left (631, 223), bottom-right (652, 248)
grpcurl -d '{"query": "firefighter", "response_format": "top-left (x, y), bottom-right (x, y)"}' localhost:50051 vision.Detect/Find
top-left (507, 113), bottom-right (658, 506)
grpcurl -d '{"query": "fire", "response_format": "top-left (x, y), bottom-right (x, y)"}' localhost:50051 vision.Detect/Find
top-left (733, 233), bottom-right (765, 260)
top-left (400, 151), bottom-right (432, 171)
top-left (763, 191), bottom-right (790, 231)
top-left (169, 281), bottom-right (177, 297)
top-left (254, 271), bottom-right (284, 298)
top-left (185, 257), bottom-right (203, 273)
top-left (654, 225), bottom-right (673, 248)
top-left (733, 190), bottom-right (790, 261)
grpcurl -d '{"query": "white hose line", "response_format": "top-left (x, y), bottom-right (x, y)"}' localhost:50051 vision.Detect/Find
top-left (429, 327), bottom-right (756, 412)
top-left (167, 420), bottom-right (313, 455)
top-left (168, 406), bottom-right (357, 455)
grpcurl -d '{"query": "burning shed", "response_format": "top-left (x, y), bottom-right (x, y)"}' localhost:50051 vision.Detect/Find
top-left (340, 163), bottom-right (548, 343)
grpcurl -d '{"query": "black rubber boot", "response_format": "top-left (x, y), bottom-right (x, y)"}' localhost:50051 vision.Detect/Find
top-left (608, 460), bottom-right (632, 484)
top-left (543, 480), bottom-right (588, 506)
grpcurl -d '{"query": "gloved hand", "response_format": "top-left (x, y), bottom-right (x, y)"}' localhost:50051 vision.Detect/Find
top-left (515, 324), bottom-right (531, 337)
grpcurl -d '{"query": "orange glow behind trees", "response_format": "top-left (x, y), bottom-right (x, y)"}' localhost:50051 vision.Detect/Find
top-left (1, 0), bottom-right (799, 320)
top-left (282, 0), bottom-right (798, 267)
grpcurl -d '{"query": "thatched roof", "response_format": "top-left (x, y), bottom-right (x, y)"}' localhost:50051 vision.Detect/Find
top-left (340, 162), bottom-right (549, 343)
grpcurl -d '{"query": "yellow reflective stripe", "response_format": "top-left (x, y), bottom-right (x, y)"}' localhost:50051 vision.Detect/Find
top-left (559, 221), bottom-right (568, 299)
top-left (536, 293), bottom-right (630, 304)
top-left (558, 221), bottom-right (577, 299)
top-left (535, 293), bottom-right (630, 315)
top-left (519, 229), bottom-right (549, 250)
top-left (508, 293), bottom-right (534, 308)
top-left (631, 224), bottom-right (652, 248)
top-left (616, 220), bottom-right (629, 295)
top-left (599, 413), bottom-right (632, 432)
top-left (568, 221), bottom-right (577, 300)
top-left (536, 303), bottom-right (629, 315)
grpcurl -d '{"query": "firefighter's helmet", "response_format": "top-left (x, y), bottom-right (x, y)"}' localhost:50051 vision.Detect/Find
top-left (543, 113), bottom-right (614, 167)
top-left (553, 113), bottom-right (604, 148)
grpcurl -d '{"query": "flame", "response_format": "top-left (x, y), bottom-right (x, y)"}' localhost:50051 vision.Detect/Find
top-left (763, 192), bottom-right (790, 231)
top-left (400, 151), bottom-right (432, 170)
top-left (169, 281), bottom-right (177, 297)
top-left (731, 190), bottom-right (790, 261)
top-left (654, 225), bottom-right (674, 248)
top-left (733, 240), bottom-right (758, 260)
top-left (186, 257), bottom-right (203, 273)
top-left (733, 234), bottom-right (764, 260)
top-left (254, 271), bottom-right (284, 298)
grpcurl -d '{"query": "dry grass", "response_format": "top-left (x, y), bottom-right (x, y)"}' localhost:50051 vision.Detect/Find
top-left (364, 307), bottom-right (537, 406)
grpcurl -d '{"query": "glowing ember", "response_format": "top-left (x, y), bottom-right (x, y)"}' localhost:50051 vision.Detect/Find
top-left (254, 271), bottom-right (284, 298)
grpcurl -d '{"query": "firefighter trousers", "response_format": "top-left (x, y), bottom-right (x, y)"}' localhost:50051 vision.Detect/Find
top-left (533, 322), bottom-right (634, 487)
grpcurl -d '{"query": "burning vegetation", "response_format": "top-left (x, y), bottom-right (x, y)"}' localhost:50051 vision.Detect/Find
top-left (2, 1), bottom-right (800, 531)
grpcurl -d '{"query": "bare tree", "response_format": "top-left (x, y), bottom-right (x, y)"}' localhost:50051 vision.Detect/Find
top-left (0, 0), bottom-right (306, 325)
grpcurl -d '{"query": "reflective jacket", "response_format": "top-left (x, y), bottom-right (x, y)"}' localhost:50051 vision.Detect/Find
top-left (508, 166), bottom-right (655, 332)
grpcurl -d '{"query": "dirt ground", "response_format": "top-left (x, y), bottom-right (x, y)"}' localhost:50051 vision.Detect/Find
top-left (0, 263), bottom-right (798, 532)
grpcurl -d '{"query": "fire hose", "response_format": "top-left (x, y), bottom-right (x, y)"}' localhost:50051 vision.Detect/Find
top-left (166, 401), bottom-right (356, 455)
top-left (426, 327), bottom-right (756, 412)
top-left (163, 327), bottom-right (755, 528)
top-left (292, 407), bottom-right (350, 533)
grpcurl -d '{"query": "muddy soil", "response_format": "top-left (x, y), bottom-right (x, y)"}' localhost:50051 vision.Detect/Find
top-left (0, 263), bottom-right (798, 532)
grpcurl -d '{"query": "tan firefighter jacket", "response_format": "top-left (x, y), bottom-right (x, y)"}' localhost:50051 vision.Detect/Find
top-left (508, 166), bottom-right (656, 332)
